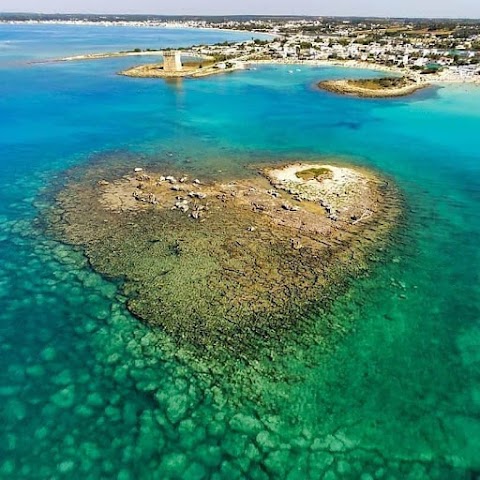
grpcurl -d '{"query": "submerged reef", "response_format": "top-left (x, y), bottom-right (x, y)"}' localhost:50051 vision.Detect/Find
top-left (45, 160), bottom-right (401, 361)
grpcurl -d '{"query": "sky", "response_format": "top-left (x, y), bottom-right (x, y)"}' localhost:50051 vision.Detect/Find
top-left (1, 0), bottom-right (479, 19)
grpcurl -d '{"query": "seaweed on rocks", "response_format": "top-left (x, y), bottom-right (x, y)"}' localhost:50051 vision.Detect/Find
top-left (42, 157), bottom-right (403, 373)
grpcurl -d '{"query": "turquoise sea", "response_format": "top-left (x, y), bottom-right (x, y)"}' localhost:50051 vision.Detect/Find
top-left (1, 24), bottom-right (479, 479)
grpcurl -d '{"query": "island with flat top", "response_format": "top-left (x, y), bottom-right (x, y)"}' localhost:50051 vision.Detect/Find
top-left (318, 76), bottom-right (429, 98)
top-left (119, 60), bottom-right (245, 79)
top-left (119, 50), bottom-right (245, 79)
top-left (45, 160), bottom-right (402, 361)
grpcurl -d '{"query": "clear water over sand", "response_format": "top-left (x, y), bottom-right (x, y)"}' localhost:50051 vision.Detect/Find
top-left (0, 25), bottom-right (479, 479)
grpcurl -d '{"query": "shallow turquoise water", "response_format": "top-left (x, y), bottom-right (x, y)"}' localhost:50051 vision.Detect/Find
top-left (1, 25), bottom-right (480, 479)
top-left (0, 24), bottom-right (271, 62)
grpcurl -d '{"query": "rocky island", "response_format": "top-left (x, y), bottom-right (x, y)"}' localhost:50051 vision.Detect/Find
top-left (318, 76), bottom-right (428, 98)
top-left (45, 161), bottom-right (401, 361)
top-left (119, 51), bottom-right (244, 79)
top-left (119, 61), bottom-right (244, 79)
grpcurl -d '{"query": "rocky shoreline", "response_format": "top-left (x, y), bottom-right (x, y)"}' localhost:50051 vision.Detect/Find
top-left (317, 77), bottom-right (428, 98)
top-left (119, 61), bottom-right (243, 79)
top-left (45, 161), bottom-right (402, 361)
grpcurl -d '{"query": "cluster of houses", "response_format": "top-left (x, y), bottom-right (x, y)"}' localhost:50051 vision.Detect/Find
top-left (276, 38), bottom-right (479, 68)
top-left (6, 15), bottom-right (479, 77)
top-left (191, 23), bottom-right (480, 77)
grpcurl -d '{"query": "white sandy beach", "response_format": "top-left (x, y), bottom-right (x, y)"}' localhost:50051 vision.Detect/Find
top-left (247, 58), bottom-right (480, 85)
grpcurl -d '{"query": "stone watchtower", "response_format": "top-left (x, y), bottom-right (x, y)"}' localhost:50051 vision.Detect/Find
top-left (163, 51), bottom-right (182, 72)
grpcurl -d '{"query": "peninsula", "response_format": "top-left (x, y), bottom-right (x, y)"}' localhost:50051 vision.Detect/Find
top-left (318, 76), bottom-right (428, 98)
top-left (118, 54), bottom-right (245, 79)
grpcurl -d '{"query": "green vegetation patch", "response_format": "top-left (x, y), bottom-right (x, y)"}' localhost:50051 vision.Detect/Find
top-left (347, 77), bottom-right (412, 90)
top-left (295, 167), bottom-right (332, 181)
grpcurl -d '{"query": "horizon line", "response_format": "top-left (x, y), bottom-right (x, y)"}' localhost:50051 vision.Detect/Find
top-left (1, 12), bottom-right (479, 21)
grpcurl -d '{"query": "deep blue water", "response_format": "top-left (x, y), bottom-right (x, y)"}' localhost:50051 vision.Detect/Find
top-left (0, 24), bottom-right (479, 479)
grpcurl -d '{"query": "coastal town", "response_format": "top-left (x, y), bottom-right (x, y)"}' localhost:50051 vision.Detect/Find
top-left (4, 14), bottom-right (480, 83)
top-left (194, 17), bottom-right (480, 83)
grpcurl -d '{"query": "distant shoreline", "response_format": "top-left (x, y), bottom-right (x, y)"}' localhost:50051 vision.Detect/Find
top-left (30, 50), bottom-right (165, 64)
top-left (4, 21), bottom-right (273, 41)
top-left (30, 51), bottom-right (480, 86)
